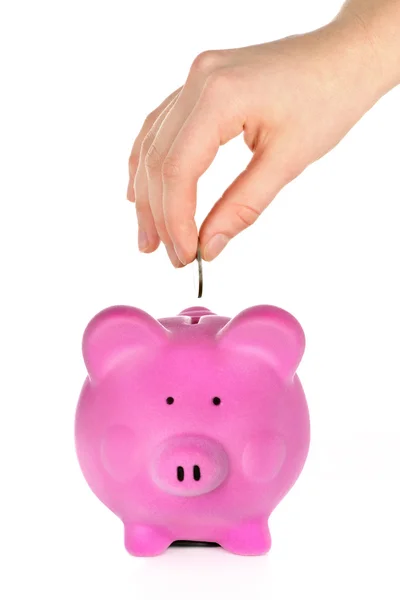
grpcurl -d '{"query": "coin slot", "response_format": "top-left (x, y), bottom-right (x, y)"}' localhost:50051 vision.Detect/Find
top-left (189, 316), bottom-right (201, 324)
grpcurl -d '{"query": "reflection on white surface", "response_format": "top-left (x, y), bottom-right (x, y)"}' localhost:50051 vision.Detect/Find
top-left (128, 545), bottom-right (271, 600)
top-left (138, 545), bottom-right (269, 590)
top-left (3, 439), bottom-right (399, 600)
top-left (123, 462), bottom-right (400, 600)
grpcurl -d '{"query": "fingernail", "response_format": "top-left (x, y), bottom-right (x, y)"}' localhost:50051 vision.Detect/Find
top-left (166, 245), bottom-right (184, 268)
top-left (173, 243), bottom-right (187, 266)
top-left (138, 229), bottom-right (149, 252)
top-left (203, 234), bottom-right (229, 261)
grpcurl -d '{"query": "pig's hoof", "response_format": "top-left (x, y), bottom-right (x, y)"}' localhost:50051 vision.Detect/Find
top-left (124, 524), bottom-right (171, 557)
top-left (221, 521), bottom-right (271, 556)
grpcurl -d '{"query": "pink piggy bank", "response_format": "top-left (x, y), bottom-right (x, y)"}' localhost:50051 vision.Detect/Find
top-left (75, 305), bottom-right (310, 556)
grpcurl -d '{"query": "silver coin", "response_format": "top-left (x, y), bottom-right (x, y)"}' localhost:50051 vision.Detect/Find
top-left (192, 242), bottom-right (203, 298)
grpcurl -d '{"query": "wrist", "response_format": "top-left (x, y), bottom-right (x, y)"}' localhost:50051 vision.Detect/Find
top-left (302, 19), bottom-right (388, 118)
top-left (334, 1), bottom-right (400, 94)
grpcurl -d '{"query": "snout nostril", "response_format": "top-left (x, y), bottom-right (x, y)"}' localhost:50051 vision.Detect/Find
top-left (177, 466), bottom-right (184, 482)
top-left (193, 465), bottom-right (201, 481)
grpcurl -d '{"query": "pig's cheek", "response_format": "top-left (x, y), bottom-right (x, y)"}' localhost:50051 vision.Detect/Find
top-left (100, 425), bottom-right (138, 483)
top-left (242, 433), bottom-right (286, 483)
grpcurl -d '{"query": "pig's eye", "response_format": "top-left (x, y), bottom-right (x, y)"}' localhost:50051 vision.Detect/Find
top-left (212, 397), bottom-right (221, 406)
top-left (166, 397), bottom-right (175, 405)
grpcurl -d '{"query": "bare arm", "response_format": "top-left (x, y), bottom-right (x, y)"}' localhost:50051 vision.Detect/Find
top-left (128, 0), bottom-right (400, 266)
top-left (338, 0), bottom-right (400, 92)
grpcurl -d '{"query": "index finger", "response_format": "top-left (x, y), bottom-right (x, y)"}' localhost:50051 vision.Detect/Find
top-left (163, 91), bottom-right (243, 264)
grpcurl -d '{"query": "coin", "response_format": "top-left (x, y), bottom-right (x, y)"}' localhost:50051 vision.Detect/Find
top-left (193, 241), bottom-right (203, 298)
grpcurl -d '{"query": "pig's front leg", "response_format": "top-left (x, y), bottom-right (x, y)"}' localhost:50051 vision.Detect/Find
top-left (220, 518), bottom-right (271, 556)
top-left (124, 523), bottom-right (172, 557)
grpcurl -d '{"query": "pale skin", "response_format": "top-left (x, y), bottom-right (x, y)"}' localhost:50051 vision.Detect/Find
top-left (127, 0), bottom-right (400, 267)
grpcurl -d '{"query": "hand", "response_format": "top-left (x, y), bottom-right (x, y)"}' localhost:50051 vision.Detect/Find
top-left (127, 18), bottom-right (383, 267)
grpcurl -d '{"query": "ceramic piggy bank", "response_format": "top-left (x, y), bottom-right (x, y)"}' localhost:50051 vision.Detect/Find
top-left (75, 305), bottom-right (310, 556)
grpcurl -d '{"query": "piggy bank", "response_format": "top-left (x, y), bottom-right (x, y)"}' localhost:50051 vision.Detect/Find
top-left (75, 305), bottom-right (310, 556)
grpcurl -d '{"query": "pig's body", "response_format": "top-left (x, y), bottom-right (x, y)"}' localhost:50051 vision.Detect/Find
top-left (75, 306), bottom-right (310, 556)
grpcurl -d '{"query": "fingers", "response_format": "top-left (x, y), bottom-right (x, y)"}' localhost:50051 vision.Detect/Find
top-left (138, 52), bottom-right (234, 266)
top-left (130, 50), bottom-right (298, 266)
top-left (143, 70), bottom-right (216, 263)
top-left (160, 102), bottom-right (221, 265)
top-left (160, 74), bottom-right (246, 264)
top-left (134, 97), bottom-right (180, 256)
top-left (127, 87), bottom-right (182, 203)
top-left (199, 137), bottom-right (303, 261)
top-left (144, 87), bottom-right (199, 247)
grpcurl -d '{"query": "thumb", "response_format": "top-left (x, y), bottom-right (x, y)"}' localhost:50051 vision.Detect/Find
top-left (200, 141), bottom-right (301, 261)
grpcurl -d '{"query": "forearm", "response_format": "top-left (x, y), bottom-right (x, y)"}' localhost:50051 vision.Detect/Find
top-left (336, 0), bottom-right (400, 93)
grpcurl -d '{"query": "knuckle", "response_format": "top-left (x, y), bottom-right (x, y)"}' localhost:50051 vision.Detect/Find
top-left (234, 203), bottom-right (262, 228)
top-left (133, 175), bottom-right (148, 206)
top-left (128, 150), bottom-right (137, 167)
top-left (128, 152), bottom-right (138, 176)
top-left (141, 128), bottom-right (156, 154)
top-left (144, 111), bottom-right (157, 128)
top-left (190, 50), bottom-right (223, 75)
top-left (134, 196), bottom-right (148, 216)
top-left (161, 155), bottom-right (181, 181)
top-left (134, 191), bottom-right (149, 217)
top-left (144, 142), bottom-right (163, 172)
top-left (203, 69), bottom-right (233, 97)
top-left (129, 141), bottom-right (141, 165)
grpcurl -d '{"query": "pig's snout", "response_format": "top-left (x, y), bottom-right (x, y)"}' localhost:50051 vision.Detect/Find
top-left (151, 435), bottom-right (229, 497)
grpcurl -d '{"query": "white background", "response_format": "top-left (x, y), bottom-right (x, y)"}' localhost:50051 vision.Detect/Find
top-left (1, 0), bottom-right (399, 598)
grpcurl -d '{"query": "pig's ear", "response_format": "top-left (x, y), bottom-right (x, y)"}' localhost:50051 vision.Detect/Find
top-left (217, 306), bottom-right (305, 380)
top-left (83, 306), bottom-right (168, 380)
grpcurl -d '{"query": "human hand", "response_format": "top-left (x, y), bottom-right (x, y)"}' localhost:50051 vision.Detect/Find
top-left (127, 17), bottom-right (386, 267)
